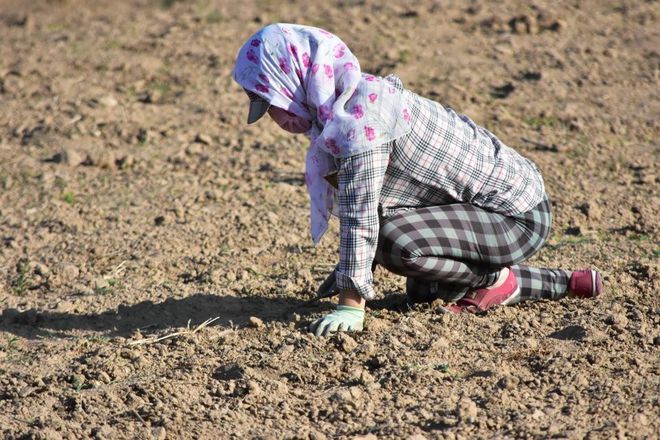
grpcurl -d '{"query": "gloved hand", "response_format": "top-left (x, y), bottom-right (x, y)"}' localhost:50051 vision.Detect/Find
top-left (309, 305), bottom-right (364, 337)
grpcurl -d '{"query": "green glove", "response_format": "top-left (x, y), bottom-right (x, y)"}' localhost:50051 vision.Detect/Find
top-left (309, 305), bottom-right (365, 337)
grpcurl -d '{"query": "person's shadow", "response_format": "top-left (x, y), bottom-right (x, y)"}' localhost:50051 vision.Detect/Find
top-left (0, 293), bottom-right (329, 340)
top-left (0, 291), bottom-right (408, 340)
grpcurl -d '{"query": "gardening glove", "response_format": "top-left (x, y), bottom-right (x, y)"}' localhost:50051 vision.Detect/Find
top-left (309, 305), bottom-right (364, 337)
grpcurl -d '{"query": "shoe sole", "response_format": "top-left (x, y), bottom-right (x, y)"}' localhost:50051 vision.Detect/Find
top-left (592, 270), bottom-right (602, 297)
top-left (501, 285), bottom-right (521, 306)
top-left (448, 284), bottom-right (521, 314)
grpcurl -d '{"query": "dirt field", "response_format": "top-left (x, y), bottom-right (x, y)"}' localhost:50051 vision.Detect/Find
top-left (0, 0), bottom-right (658, 438)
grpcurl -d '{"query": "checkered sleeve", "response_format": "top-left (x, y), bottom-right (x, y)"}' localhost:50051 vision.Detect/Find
top-left (335, 142), bottom-right (390, 300)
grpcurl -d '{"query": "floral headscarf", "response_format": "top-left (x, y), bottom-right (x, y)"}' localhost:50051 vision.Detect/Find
top-left (232, 23), bottom-right (412, 244)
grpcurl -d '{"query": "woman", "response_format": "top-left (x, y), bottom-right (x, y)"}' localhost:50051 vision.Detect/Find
top-left (231, 23), bottom-right (602, 337)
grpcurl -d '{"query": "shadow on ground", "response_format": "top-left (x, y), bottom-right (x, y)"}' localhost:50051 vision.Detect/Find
top-left (0, 293), bottom-right (340, 339)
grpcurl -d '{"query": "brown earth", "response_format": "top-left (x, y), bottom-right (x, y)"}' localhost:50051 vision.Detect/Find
top-left (0, 0), bottom-right (659, 438)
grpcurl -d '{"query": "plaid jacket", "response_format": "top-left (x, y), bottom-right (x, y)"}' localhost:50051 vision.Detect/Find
top-left (334, 77), bottom-right (546, 300)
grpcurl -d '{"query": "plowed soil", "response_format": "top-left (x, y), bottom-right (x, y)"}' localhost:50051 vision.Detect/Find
top-left (1, 0), bottom-right (658, 438)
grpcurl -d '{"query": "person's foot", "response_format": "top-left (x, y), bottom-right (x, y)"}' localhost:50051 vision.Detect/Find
top-left (406, 278), bottom-right (441, 304)
top-left (406, 278), bottom-right (468, 304)
top-left (567, 269), bottom-right (602, 298)
top-left (448, 268), bottom-right (520, 314)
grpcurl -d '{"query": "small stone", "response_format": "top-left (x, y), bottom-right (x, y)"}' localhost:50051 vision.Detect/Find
top-left (336, 332), bottom-right (358, 352)
top-left (33, 262), bottom-right (50, 277)
top-left (93, 425), bottom-right (115, 440)
top-left (204, 189), bottom-right (218, 201)
top-left (40, 429), bottom-right (62, 440)
top-left (497, 375), bottom-right (519, 390)
top-left (94, 151), bottom-right (116, 169)
top-left (248, 316), bottom-right (264, 328)
top-left (278, 344), bottom-right (294, 355)
top-left (94, 277), bottom-right (109, 290)
top-left (214, 364), bottom-right (246, 383)
top-left (266, 211), bottom-right (279, 224)
top-left (194, 133), bottom-right (213, 145)
top-left (19, 386), bottom-right (37, 397)
top-left (246, 380), bottom-right (262, 397)
top-left (523, 337), bottom-right (538, 349)
top-left (652, 336), bottom-right (660, 346)
top-left (151, 426), bottom-right (167, 440)
top-left (116, 155), bottom-right (135, 169)
top-left (70, 374), bottom-right (85, 388)
top-left (604, 313), bottom-right (628, 328)
top-left (456, 397), bottom-right (478, 423)
top-left (348, 385), bottom-right (362, 399)
top-left (98, 95), bottom-right (118, 108)
top-left (352, 435), bottom-right (378, 440)
top-left (297, 268), bottom-right (313, 284)
top-left (136, 128), bottom-right (152, 143)
top-left (578, 201), bottom-right (602, 221)
top-left (586, 353), bottom-right (598, 365)
top-left (331, 389), bottom-right (354, 403)
top-left (209, 268), bottom-right (224, 284)
top-left (634, 413), bottom-right (649, 426)
top-left (185, 142), bottom-right (203, 156)
top-left (2, 175), bottom-right (13, 190)
top-left (509, 14), bottom-right (538, 34)
top-left (58, 264), bottom-right (80, 283)
top-left (61, 148), bottom-right (86, 167)
top-left (531, 409), bottom-right (545, 420)
top-left (309, 431), bottom-right (327, 440)
top-left (359, 370), bottom-right (375, 385)
top-left (173, 203), bottom-right (185, 218)
top-left (55, 300), bottom-right (75, 313)
top-left (432, 337), bottom-right (450, 350)
top-left (97, 371), bottom-right (111, 384)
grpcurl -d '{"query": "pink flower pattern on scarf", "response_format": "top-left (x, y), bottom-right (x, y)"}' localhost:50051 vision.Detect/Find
top-left (233, 24), bottom-right (411, 244)
top-left (364, 126), bottom-right (376, 141)
top-left (323, 64), bottom-right (333, 78)
top-left (318, 105), bottom-right (333, 123)
top-left (246, 48), bottom-right (258, 64)
top-left (279, 57), bottom-right (291, 74)
top-left (281, 86), bottom-right (294, 100)
top-left (325, 138), bottom-right (340, 155)
top-left (289, 43), bottom-right (298, 57)
top-left (352, 104), bottom-right (364, 119)
top-left (333, 43), bottom-right (346, 58)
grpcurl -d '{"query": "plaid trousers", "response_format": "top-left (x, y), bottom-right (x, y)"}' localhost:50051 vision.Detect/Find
top-left (375, 197), bottom-right (571, 301)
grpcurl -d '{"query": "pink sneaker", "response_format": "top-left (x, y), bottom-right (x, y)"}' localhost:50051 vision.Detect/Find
top-left (448, 268), bottom-right (520, 314)
top-left (568, 269), bottom-right (602, 298)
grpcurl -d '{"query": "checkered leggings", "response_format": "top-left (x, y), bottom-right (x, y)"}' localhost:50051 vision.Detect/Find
top-left (375, 197), bottom-right (572, 301)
